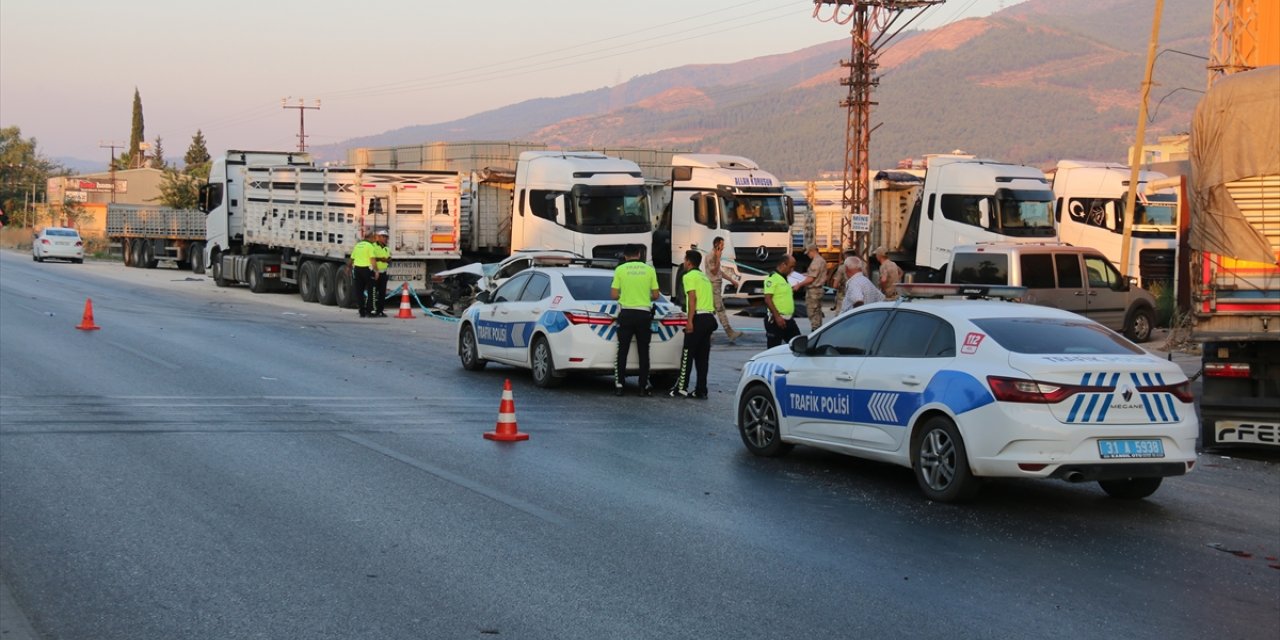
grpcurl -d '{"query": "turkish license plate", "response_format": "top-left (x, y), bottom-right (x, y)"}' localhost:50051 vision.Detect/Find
top-left (1098, 439), bottom-right (1165, 459)
top-left (388, 260), bottom-right (426, 282)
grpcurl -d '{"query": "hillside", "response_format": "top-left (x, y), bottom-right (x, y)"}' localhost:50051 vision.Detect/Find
top-left (319, 0), bottom-right (1210, 178)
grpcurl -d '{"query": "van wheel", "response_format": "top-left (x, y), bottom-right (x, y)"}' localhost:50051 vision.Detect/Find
top-left (912, 415), bottom-right (980, 503)
top-left (1124, 305), bottom-right (1154, 343)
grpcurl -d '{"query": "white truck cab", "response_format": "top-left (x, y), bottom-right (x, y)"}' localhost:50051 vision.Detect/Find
top-left (904, 156), bottom-right (1056, 278)
top-left (202, 150), bottom-right (313, 267)
top-left (1051, 160), bottom-right (1178, 288)
top-left (511, 151), bottom-right (652, 261)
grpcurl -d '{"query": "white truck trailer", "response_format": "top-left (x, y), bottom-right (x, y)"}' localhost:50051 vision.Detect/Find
top-left (201, 150), bottom-right (460, 307)
top-left (106, 204), bottom-right (207, 272)
top-left (1052, 160), bottom-right (1178, 288)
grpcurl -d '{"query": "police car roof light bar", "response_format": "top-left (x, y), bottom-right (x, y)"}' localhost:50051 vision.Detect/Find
top-left (897, 283), bottom-right (1027, 301)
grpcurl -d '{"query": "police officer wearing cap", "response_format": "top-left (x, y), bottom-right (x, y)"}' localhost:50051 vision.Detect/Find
top-left (371, 229), bottom-right (392, 317)
top-left (349, 229), bottom-right (379, 318)
top-left (611, 244), bottom-right (660, 396)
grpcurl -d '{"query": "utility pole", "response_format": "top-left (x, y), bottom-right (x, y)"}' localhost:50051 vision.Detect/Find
top-left (282, 97), bottom-right (321, 152)
top-left (1119, 0), bottom-right (1164, 280)
top-left (99, 140), bottom-right (125, 203)
top-left (813, 1), bottom-right (944, 259)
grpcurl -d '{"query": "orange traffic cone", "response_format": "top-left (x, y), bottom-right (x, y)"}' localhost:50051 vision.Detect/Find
top-left (76, 298), bottom-right (101, 331)
top-left (484, 379), bottom-right (529, 441)
top-left (395, 283), bottom-right (415, 319)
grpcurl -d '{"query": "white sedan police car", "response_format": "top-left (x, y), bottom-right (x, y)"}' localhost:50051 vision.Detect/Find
top-left (458, 266), bottom-right (687, 388)
top-left (736, 284), bottom-right (1198, 503)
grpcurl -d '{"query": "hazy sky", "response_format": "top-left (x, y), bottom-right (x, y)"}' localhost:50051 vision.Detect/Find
top-left (1, 0), bottom-right (1022, 163)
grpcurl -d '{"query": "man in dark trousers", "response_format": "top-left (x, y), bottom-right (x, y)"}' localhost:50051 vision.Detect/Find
top-left (763, 254), bottom-right (801, 348)
top-left (611, 244), bottom-right (660, 396)
top-left (372, 229), bottom-right (392, 317)
top-left (348, 229), bottom-right (379, 318)
top-left (671, 250), bottom-right (717, 399)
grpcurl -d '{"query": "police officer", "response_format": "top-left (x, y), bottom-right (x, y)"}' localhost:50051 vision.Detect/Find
top-left (763, 254), bottom-right (801, 348)
top-left (348, 229), bottom-right (379, 318)
top-left (611, 244), bottom-right (659, 396)
top-left (671, 250), bottom-right (716, 399)
top-left (372, 229), bottom-right (392, 317)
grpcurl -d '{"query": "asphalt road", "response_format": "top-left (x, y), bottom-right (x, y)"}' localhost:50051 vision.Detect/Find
top-left (1, 250), bottom-right (1277, 640)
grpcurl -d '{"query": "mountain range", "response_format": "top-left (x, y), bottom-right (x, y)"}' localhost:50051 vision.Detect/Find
top-left (316, 0), bottom-right (1212, 178)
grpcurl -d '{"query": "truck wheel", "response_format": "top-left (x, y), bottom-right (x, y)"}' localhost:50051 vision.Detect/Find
top-left (128, 240), bottom-right (143, 268)
top-left (298, 261), bottom-right (319, 303)
top-left (247, 258), bottom-right (268, 294)
top-left (335, 265), bottom-right (357, 309)
top-left (1200, 419), bottom-right (1218, 453)
top-left (211, 253), bottom-right (231, 287)
top-left (316, 262), bottom-right (337, 306)
top-left (1098, 477), bottom-right (1162, 500)
top-left (142, 241), bottom-right (158, 269)
top-left (122, 239), bottom-right (135, 267)
top-left (189, 243), bottom-right (205, 274)
top-left (1123, 305), bottom-right (1154, 343)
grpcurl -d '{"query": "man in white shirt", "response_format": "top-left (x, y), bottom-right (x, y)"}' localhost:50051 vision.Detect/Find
top-left (840, 256), bottom-right (885, 312)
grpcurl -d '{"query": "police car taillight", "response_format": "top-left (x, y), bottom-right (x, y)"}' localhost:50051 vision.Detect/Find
top-left (564, 311), bottom-right (614, 325)
top-left (1137, 380), bottom-right (1194, 403)
top-left (987, 376), bottom-right (1086, 403)
top-left (659, 313), bottom-right (688, 327)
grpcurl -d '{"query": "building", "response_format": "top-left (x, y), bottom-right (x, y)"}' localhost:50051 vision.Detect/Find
top-left (44, 168), bottom-right (166, 236)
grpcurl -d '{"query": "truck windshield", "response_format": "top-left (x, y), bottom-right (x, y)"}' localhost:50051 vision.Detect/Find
top-left (718, 194), bottom-right (789, 232)
top-left (1131, 193), bottom-right (1177, 227)
top-left (994, 189), bottom-right (1055, 237)
top-left (568, 185), bottom-right (651, 234)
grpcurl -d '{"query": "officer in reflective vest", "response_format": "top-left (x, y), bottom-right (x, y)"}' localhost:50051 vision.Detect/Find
top-left (763, 254), bottom-right (800, 348)
top-left (611, 244), bottom-right (660, 396)
top-left (349, 229), bottom-right (379, 318)
top-left (372, 229), bottom-right (392, 317)
top-left (671, 249), bottom-right (717, 399)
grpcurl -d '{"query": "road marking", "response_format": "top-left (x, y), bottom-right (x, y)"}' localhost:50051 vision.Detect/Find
top-left (336, 433), bottom-right (568, 527)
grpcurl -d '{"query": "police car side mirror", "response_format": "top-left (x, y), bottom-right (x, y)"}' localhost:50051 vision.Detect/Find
top-left (790, 335), bottom-right (809, 355)
top-left (476, 291), bottom-right (491, 304)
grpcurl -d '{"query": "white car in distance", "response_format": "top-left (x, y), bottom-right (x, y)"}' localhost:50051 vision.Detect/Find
top-left (32, 227), bottom-right (85, 263)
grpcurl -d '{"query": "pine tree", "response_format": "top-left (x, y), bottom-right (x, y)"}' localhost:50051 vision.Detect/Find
top-left (117, 88), bottom-right (146, 169)
top-left (183, 130), bottom-right (211, 176)
top-left (150, 136), bottom-right (166, 169)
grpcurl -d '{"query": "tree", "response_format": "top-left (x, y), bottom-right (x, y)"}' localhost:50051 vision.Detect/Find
top-left (117, 88), bottom-right (146, 169)
top-left (183, 130), bottom-right (210, 175)
top-left (0, 126), bottom-right (62, 227)
top-left (155, 168), bottom-right (200, 209)
top-left (150, 136), bottom-right (166, 169)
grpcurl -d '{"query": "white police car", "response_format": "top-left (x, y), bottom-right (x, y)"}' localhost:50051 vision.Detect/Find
top-left (457, 266), bottom-right (687, 388)
top-left (735, 284), bottom-right (1198, 502)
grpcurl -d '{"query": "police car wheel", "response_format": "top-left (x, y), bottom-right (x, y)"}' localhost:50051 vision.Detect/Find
top-left (737, 386), bottom-right (792, 457)
top-left (459, 325), bottom-right (487, 371)
top-left (1098, 477), bottom-right (1162, 500)
top-left (530, 337), bottom-right (562, 388)
top-left (912, 416), bottom-right (979, 503)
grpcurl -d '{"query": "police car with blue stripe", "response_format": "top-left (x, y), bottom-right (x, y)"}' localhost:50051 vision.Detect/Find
top-left (735, 283), bottom-right (1197, 502)
top-left (458, 266), bottom-right (687, 388)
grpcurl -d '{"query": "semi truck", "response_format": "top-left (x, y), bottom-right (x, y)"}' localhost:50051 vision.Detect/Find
top-left (106, 204), bottom-right (207, 272)
top-left (200, 150), bottom-right (461, 307)
top-left (1186, 65), bottom-right (1280, 451)
top-left (1051, 160), bottom-right (1178, 288)
top-left (898, 155), bottom-right (1057, 279)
